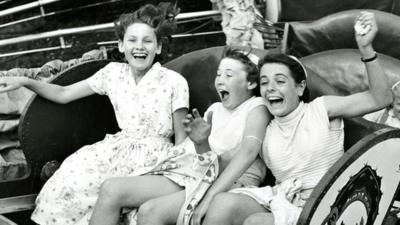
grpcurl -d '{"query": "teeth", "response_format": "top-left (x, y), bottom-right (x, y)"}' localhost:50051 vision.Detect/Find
top-left (133, 53), bottom-right (147, 58)
top-left (268, 96), bottom-right (281, 100)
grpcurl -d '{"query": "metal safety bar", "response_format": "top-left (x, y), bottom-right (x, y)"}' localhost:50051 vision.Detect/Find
top-left (0, 0), bottom-right (62, 17)
top-left (0, 10), bottom-right (220, 47)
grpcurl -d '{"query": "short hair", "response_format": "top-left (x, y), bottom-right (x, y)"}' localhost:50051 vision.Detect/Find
top-left (258, 53), bottom-right (310, 102)
top-left (114, 2), bottom-right (179, 43)
top-left (222, 48), bottom-right (260, 96)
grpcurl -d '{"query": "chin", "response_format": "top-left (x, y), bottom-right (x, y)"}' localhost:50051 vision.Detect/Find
top-left (270, 109), bottom-right (288, 117)
top-left (133, 61), bottom-right (152, 70)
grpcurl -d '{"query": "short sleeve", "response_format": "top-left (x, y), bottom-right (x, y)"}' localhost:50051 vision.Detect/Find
top-left (312, 97), bottom-right (343, 130)
top-left (203, 103), bottom-right (217, 123)
top-left (171, 73), bottom-right (189, 112)
top-left (86, 63), bottom-right (114, 95)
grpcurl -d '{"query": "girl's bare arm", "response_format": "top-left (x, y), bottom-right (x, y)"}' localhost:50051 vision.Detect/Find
top-left (324, 12), bottom-right (392, 119)
top-left (0, 76), bottom-right (95, 104)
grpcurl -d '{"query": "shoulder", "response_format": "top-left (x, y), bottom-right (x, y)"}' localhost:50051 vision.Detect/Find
top-left (158, 64), bottom-right (187, 83)
top-left (305, 97), bottom-right (326, 114)
top-left (103, 61), bottom-right (127, 70)
top-left (308, 96), bottom-right (324, 107)
top-left (250, 97), bottom-right (268, 107)
top-left (96, 62), bottom-right (128, 76)
top-left (207, 102), bottom-right (222, 112)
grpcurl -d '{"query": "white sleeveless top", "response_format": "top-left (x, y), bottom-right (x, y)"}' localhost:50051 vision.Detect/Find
top-left (262, 97), bottom-right (344, 189)
top-left (205, 96), bottom-right (267, 179)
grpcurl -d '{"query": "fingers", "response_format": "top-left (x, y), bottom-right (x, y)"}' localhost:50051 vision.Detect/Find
top-left (192, 108), bottom-right (201, 119)
top-left (191, 210), bottom-right (203, 225)
top-left (0, 84), bottom-right (15, 93)
top-left (355, 11), bottom-right (377, 31)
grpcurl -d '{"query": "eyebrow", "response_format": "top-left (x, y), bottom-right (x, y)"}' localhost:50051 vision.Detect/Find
top-left (126, 34), bottom-right (153, 38)
top-left (217, 68), bottom-right (234, 72)
top-left (260, 73), bottom-right (288, 78)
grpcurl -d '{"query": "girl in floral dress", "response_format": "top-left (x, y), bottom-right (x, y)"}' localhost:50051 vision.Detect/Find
top-left (0, 3), bottom-right (194, 225)
top-left (88, 48), bottom-right (271, 225)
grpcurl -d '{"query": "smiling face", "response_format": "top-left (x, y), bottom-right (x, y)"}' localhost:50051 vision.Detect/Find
top-left (215, 58), bottom-right (257, 110)
top-left (118, 22), bottom-right (162, 74)
top-left (260, 63), bottom-right (306, 117)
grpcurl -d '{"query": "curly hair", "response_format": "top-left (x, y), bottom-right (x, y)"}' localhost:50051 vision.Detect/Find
top-left (258, 53), bottom-right (310, 102)
top-left (114, 2), bottom-right (179, 44)
top-left (222, 48), bottom-right (260, 96)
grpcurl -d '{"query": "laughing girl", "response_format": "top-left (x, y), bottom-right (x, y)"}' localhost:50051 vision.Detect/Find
top-left (0, 3), bottom-right (190, 225)
top-left (88, 48), bottom-right (271, 225)
top-left (200, 11), bottom-right (392, 225)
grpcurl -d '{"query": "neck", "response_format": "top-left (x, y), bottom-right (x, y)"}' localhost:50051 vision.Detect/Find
top-left (129, 64), bottom-right (152, 83)
top-left (275, 101), bottom-right (303, 123)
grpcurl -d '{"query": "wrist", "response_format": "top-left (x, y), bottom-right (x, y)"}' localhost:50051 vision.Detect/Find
top-left (19, 77), bottom-right (30, 86)
top-left (194, 141), bottom-right (211, 154)
top-left (361, 51), bottom-right (377, 63)
top-left (359, 45), bottom-right (375, 59)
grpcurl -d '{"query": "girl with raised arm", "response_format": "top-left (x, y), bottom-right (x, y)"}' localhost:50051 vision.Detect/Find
top-left (200, 11), bottom-right (392, 225)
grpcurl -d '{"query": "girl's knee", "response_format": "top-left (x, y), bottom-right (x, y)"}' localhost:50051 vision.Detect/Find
top-left (137, 201), bottom-right (163, 225)
top-left (98, 178), bottom-right (125, 203)
top-left (210, 192), bottom-right (241, 210)
top-left (204, 193), bottom-right (239, 224)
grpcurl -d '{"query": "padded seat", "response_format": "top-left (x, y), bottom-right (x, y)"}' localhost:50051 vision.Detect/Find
top-left (0, 46), bottom-right (398, 224)
top-left (288, 10), bottom-right (400, 59)
top-left (301, 49), bottom-right (400, 95)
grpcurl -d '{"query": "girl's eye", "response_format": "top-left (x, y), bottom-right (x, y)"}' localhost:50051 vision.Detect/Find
top-left (144, 39), bottom-right (153, 43)
top-left (260, 79), bottom-right (268, 85)
top-left (226, 73), bottom-right (233, 77)
top-left (277, 80), bottom-right (286, 84)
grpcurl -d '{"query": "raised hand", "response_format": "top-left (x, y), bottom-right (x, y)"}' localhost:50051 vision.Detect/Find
top-left (0, 76), bottom-right (27, 93)
top-left (354, 11), bottom-right (378, 54)
top-left (182, 109), bottom-right (213, 151)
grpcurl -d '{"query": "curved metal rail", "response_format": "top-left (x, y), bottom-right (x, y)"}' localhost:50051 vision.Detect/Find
top-left (0, 10), bottom-right (221, 47)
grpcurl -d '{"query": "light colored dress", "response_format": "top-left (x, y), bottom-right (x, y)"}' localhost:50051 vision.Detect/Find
top-left (231, 97), bottom-right (344, 223)
top-left (31, 62), bottom-right (190, 225)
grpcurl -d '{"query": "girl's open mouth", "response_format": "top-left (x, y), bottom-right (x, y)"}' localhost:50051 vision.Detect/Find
top-left (133, 53), bottom-right (148, 60)
top-left (268, 97), bottom-right (284, 106)
top-left (219, 90), bottom-right (229, 101)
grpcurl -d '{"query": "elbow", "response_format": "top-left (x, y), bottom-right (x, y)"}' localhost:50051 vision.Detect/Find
top-left (380, 90), bottom-right (393, 108)
top-left (373, 90), bottom-right (392, 110)
top-left (242, 148), bottom-right (260, 161)
top-left (55, 87), bottom-right (73, 104)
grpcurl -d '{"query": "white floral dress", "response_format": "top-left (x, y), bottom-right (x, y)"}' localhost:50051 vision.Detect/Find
top-left (31, 62), bottom-right (193, 225)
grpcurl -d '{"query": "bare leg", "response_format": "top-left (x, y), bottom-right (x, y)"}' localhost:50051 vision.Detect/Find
top-left (89, 175), bottom-right (183, 225)
top-left (203, 193), bottom-right (268, 225)
top-left (243, 212), bottom-right (274, 225)
top-left (137, 190), bottom-right (186, 225)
